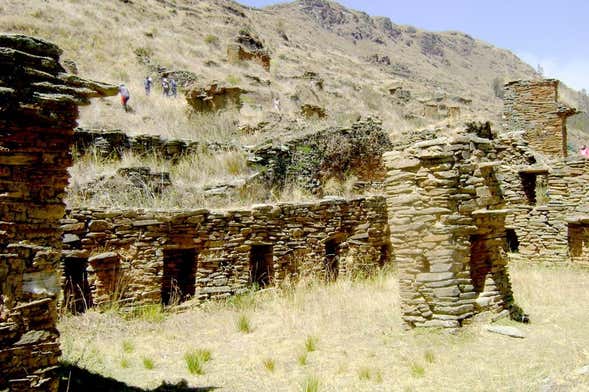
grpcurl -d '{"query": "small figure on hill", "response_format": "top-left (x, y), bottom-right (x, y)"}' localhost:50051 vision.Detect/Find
top-left (581, 145), bottom-right (589, 158)
top-left (170, 78), bottom-right (177, 98)
top-left (144, 76), bottom-right (153, 96)
top-left (273, 97), bottom-right (281, 112)
top-left (161, 77), bottom-right (170, 96)
top-left (119, 83), bottom-right (130, 112)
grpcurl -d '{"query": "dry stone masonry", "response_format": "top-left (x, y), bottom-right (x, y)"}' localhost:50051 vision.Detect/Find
top-left (61, 196), bottom-right (389, 308)
top-left (384, 130), bottom-right (514, 328)
top-left (499, 79), bottom-right (589, 264)
top-left (503, 79), bottom-right (577, 159)
top-left (0, 34), bottom-right (116, 391)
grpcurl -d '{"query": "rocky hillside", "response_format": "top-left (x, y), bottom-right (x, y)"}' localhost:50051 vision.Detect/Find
top-left (0, 0), bottom-right (553, 136)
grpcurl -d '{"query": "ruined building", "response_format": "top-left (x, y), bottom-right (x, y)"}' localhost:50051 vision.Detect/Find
top-left (0, 35), bottom-right (116, 391)
top-left (384, 132), bottom-right (514, 328)
top-left (498, 79), bottom-right (587, 263)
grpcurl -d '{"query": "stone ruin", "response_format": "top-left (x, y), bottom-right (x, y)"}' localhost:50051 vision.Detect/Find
top-left (384, 132), bottom-right (513, 328)
top-left (498, 79), bottom-right (587, 263)
top-left (503, 79), bottom-right (577, 159)
top-left (227, 31), bottom-right (271, 71)
top-left (61, 197), bottom-right (389, 308)
top-left (0, 31), bottom-right (586, 391)
top-left (0, 35), bottom-right (116, 391)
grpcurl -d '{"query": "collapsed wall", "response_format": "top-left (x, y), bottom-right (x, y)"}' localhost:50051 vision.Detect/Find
top-left (60, 196), bottom-right (389, 308)
top-left (384, 132), bottom-right (514, 328)
top-left (0, 35), bottom-right (115, 390)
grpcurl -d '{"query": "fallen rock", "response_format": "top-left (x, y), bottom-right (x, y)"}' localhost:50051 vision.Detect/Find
top-left (485, 325), bottom-right (525, 339)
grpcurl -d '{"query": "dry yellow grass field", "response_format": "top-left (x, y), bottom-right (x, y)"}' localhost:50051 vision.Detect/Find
top-left (59, 261), bottom-right (589, 391)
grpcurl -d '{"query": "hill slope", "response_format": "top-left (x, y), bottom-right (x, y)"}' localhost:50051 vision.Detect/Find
top-left (1, 0), bottom-right (543, 137)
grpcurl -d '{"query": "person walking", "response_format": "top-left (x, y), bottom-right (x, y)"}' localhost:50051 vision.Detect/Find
top-left (144, 76), bottom-right (153, 96)
top-left (161, 77), bottom-right (169, 96)
top-left (119, 83), bottom-right (130, 112)
top-left (170, 78), bottom-right (177, 98)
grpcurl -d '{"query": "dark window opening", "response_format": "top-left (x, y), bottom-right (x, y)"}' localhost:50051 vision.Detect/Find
top-left (505, 229), bottom-right (520, 253)
top-left (568, 225), bottom-right (584, 258)
top-left (519, 173), bottom-right (537, 205)
top-left (250, 245), bottom-right (273, 287)
top-left (324, 239), bottom-right (340, 281)
top-left (64, 257), bottom-right (92, 314)
top-left (469, 235), bottom-right (492, 294)
top-left (379, 244), bottom-right (390, 267)
top-left (162, 248), bottom-right (197, 305)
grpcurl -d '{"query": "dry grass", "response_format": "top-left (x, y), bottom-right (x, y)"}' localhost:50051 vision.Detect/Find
top-left (59, 261), bottom-right (589, 391)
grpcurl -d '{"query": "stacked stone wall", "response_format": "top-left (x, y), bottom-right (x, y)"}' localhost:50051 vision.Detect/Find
top-left (60, 196), bottom-right (389, 307)
top-left (499, 79), bottom-right (588, 263)
top-left (384, 133), bottom-right (514, 328)
top-left (0, 35), bottom-right (115, 391)
top-left (503, 79), bottom-right (576, 159)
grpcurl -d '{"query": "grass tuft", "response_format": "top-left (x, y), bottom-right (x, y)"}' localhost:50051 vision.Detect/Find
top-left (142, 357), bottom-right (155, 370)
top-left (122, 340), bottom-right (134, 354)
top-left (120, 357), bottom-right (130, 369)
top-left (236, 314), bottom-right (252, 333)
top-left (184, 349), bottom-right (212, 375)
top-left (305, 335), bottom-right (318, 352)
top-left (410, 362), bottom-right (425, 378)
top-left (301, 375), bottom-right (320, 392)
top-left (262, 358), bottom-right (276, 372)
top-left (297, 353), bottom-right (308, 366)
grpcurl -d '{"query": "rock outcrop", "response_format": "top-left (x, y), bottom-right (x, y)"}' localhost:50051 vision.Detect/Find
top-left (227, 31), bottom-right (271, 71)
top-left (185, 82), bottom-right (246, 113)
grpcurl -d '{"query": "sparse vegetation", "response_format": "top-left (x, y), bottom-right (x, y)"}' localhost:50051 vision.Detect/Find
top-left (301, 375), bottom-right (320, 392)
top-left (142, 357), bottom-right (155, 370)
top-left (236, 314), bottom-right (252, 333)
top-left (262, 358), bottom-right (276, 372)
top-left (304, 335), bottom-right (318, 352)
top-left (184, 349), bottom-right (212, 375)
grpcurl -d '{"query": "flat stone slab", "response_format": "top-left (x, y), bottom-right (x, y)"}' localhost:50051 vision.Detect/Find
top-left (485, 325), bottom-right (525, 339)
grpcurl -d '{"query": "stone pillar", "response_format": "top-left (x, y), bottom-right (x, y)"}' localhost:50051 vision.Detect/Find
top-left (0, 34), bottom-right (116, 391)
top-left (503, 79), bottom-right (577, 159)
top-left (384, 131), bottom-right (515, 328)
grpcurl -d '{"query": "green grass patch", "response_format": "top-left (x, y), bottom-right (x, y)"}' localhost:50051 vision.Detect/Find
top-left (184, 349), bottom-right (212, 375)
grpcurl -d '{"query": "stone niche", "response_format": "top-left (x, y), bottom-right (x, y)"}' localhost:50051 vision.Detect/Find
top-left (503, 79), bottom-right (576, 159)
top-left (384, 130), bottom-right (515, 328)
top-left (0, 34), bottom-right (116, 391)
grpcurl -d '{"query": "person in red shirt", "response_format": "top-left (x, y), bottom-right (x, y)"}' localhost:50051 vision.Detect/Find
top-left (119, 84), bottom-right (130, 112)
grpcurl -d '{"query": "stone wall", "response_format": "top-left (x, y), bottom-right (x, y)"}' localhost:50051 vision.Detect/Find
top-left (503, 79), bottom-right (576, 159)
top-left (60, 196), bottom-right (389, 307)
top-left (383, 132), bottom-right (514, 328)
top-left (498, 79), bottom-right (589, 264)
top-left (495, 134), bottom-right (589, 263)
top-left (0, 35), bottom-right (115, 391)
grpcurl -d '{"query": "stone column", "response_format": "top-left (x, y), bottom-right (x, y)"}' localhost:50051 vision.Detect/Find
top-left (0, 34), bottom-right (116, 391)
top-left (384, 131), bottom-right (516, 328)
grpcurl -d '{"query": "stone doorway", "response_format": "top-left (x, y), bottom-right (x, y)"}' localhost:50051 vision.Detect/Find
top-left (162, 248), bottom-right (197, 305)
top-left (250, 245), bottom-right (273, 287)
top-left (63, 256), bottom-right (92, 314)
top-left (324, 239), bottom-right (340, 281)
